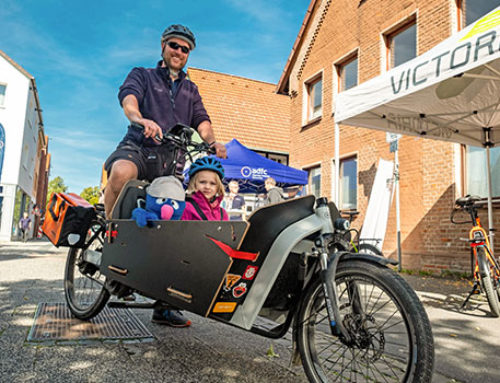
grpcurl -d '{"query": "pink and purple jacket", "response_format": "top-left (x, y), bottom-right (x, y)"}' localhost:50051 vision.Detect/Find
top-left (181, 191), bottom-right (229, 221)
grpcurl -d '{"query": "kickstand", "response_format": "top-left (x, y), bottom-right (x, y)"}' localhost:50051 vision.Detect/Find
top-left (460, 281), bottom-right (480, 310)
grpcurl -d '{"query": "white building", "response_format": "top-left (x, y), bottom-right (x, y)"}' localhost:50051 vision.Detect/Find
top-left (0, 50), bottom-right (45, 241)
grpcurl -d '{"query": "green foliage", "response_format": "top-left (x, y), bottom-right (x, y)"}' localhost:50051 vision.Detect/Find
top-left (80, 186), bottom-right (100, 205)
top-left (440, 269), bottom-right (471, 280)
top-left (46, 176), bottom-right (68, 206)
top-left (398, 268), bottom-right (416, 275)
top-left (266, 342), bottom-right (279, 358)
top-left (418, 270), bottom-right (434, 277)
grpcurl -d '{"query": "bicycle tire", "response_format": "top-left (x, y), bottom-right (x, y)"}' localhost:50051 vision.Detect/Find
top-left (357, 243), bottom-right (383, 257)
top-left (477, 247), bottom-right (500, 317)
top-left (297, 259), bottom-right (434, 383)
top-left (64, 220), bottom-right (110, 320)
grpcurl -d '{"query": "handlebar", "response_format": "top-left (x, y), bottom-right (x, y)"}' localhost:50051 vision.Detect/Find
top-left (130, 122), bottom-right (215, 162)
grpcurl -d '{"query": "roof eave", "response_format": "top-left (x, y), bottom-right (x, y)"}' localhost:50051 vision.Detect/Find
top-left (276, 0), bottom-right (318, 94)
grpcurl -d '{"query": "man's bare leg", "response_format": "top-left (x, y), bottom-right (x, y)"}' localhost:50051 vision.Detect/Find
top-left (104, 160), bottom-right (139, 219)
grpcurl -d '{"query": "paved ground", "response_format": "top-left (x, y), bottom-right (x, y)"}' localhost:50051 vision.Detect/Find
top-left (1, 239), bottom-right (499, 382)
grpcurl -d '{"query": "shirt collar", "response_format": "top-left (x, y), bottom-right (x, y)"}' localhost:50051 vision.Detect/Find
top-left (156, 60), bottom-right (186, 82)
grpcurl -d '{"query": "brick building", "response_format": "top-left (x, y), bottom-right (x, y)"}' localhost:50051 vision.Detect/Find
top-left (0, 50), bottom-right (50, 241)
top-left (276, 0), bottom-right (500, 271)
top-left (187, 68), bottom-right (291, 163)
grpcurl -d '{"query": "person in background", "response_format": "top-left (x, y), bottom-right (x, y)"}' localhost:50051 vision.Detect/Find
top-left (264, 177), bottom-right (286, 205)
top-left (222, 180), bottom-right (246, 221)
top-left (18, 212), bottom-right (31, 242)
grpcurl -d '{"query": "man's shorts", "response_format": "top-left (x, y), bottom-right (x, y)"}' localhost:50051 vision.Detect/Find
top-left (104, 140), bottom-right (179, 182)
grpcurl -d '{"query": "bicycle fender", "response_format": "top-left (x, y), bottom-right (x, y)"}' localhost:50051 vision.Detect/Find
top-left (340, 252), bottom-right (398, 267)
top-left (326, 252), bottom-right (397, 286)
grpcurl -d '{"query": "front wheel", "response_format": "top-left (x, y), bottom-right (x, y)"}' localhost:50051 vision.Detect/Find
top-left (357, 243), bottom-right (383, 256)
top-left (64, 220), bottom-right (110, 320)
top-left (297, 259), bottom-right (434, 383)
top-left (477, 247), bottom-right (500, 317)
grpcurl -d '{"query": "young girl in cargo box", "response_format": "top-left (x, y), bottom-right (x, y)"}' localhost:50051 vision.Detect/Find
top-left (181, 157), bottom-right (229, 221)
top-left (152, 157), bottom-right (228, 327)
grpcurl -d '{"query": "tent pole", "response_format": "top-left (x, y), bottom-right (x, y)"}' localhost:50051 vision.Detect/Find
top-left (334, 123), bottom-right (340, 206)
top-left (395, 144), bottom-right (402, 271)
top-left (486, 146), bottom-right (495, 254)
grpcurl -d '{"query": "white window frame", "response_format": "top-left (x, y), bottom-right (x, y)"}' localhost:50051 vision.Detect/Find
top-left (381, 13), bottom-right (418, 72)
top-left (302, 161), bottom-right (322, 198)
top-left (339, 154), bottom-right (358, 211)
top-left (457, 0), bottom-right (500, 28)
top-left (0, 83), bottom-right (7, 107)
top-left (302, 70), bottom-right (324, 125)
top-left (455, 0), bottom-right (500, 198)
top-left (332, 49), bottom-right (359, 114)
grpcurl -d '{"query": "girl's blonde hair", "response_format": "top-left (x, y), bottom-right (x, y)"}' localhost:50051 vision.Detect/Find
top-left (187, 170), bottom-right (225, 197)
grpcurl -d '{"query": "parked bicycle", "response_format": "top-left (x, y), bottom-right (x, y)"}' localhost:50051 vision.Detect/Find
top-left (62, 123), bottom-right (434, 382)
top-left (451, 195), bottom-right (500, 317)
top-left (340, 210), bottom-right (384, 256)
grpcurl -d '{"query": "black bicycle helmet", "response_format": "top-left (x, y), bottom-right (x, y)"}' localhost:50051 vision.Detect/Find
top-left (161, 24), bottom-right (196, 50)
top-left (188, 157), bottom-right (225, 179)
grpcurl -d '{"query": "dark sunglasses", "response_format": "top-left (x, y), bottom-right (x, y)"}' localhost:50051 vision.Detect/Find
top-left (167, 41), bottom-right (190, 54)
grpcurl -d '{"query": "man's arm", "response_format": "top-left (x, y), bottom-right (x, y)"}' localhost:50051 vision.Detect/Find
top-left (122, 94), bottom-right (163, 140)
top-left (197, 120), bottom-right (227, 159)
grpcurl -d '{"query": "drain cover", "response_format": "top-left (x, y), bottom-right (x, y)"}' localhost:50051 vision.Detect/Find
top-left (27, 302), bottom-right (154, 344)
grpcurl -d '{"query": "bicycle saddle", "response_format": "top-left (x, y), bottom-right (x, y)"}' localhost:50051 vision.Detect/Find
top-left (455, 195), bottom-right (481, 207)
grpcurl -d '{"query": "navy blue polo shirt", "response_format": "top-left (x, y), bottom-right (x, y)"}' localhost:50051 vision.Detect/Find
top-left (118, 61), bottom-right (210, 146)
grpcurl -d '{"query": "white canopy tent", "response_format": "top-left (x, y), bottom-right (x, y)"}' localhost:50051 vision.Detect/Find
top-left (336, 7), bottom-right (500, 250)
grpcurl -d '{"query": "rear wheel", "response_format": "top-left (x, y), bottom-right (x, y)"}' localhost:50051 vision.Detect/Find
top-left (64, 220), bottom-right (109, 320)
top-left (477, 247), bottom-right (500, 317)
top-left (297, 259), bottom-right (434, 383)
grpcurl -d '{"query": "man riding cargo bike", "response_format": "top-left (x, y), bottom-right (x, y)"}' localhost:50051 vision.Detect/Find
top-left (103, 24), bottom-right (227, 327)
top-left (43, 25), bottom-right (435, 382)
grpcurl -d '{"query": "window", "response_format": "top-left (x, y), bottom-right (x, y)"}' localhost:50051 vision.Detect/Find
top-left (337, 55), bottom-right (358, 91)
top-left (0, 84), bottom-right (6, 106)
top-left (458, 0), bottom-right (500, 27)
top-left (385, 20), bottom-right (417, 69)
top-left (340, 156), bottom-right (357, 210)
top-left (306, 166), bottom-right (321, 198)
top-left (307, 76), bottom-right (322, 121)
top-left (465, 147), bottom-right (500, 197)
top-left (254, 151), bottom-right (289, 165)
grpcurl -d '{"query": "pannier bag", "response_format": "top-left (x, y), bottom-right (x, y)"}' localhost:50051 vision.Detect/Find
top-left (42, 193), bottom-right (96, 248)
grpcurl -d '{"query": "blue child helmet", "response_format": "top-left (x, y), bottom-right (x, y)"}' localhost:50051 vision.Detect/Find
top-left (188, 157), bottom-right (225, 179)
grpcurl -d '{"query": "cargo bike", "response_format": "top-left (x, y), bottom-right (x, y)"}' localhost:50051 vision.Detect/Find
top-left (56, 124), bottom-right (434, 382)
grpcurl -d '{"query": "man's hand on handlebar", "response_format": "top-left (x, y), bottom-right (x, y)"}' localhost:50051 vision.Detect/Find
top-left (212, 142), bottom-right (227, 159)
top-left (137, 118), bottom-right (163, 142)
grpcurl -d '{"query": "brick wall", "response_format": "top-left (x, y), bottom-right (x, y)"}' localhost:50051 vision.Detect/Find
top-left (287, 0), bottom-right (499, 273)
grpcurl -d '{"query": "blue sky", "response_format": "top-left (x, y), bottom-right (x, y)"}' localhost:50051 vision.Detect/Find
top-left (1, 0), bottom-right (308, 193)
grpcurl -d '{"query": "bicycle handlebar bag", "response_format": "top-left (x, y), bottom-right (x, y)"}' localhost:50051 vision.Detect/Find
top-left (42, 192), bottom-right (96, 248)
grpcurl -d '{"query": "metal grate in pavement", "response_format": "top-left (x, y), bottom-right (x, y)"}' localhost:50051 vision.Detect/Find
top-left (27, 302), bottom-right (154, 344)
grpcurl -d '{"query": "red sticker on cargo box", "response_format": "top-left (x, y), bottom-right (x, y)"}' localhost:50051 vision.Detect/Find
top-left (242, 265), bottom-right (258, 280)
top-left (232, 282), bottom-right (247, 298)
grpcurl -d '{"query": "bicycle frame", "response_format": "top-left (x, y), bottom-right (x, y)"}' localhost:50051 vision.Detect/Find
top-left (453, 196), bottom-right (500, 315)
top-left (470, 222), bottom-right (500, 283)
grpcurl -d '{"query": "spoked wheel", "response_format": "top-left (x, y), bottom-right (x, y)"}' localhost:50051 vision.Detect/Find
top-left (477, 248), bottom-right (500, 318)
top-left (297, 259), bottom-right (434, 383)
top-left (64, 220), bottom-right (110, 320)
